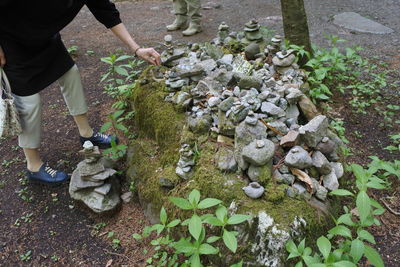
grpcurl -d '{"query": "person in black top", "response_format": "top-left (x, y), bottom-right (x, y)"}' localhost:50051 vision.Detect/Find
top-left (0, 0), bottom-right (161, 184)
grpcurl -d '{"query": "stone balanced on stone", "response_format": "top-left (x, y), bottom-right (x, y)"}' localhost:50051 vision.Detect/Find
top-left (69, 141), bottom-right (120, 213)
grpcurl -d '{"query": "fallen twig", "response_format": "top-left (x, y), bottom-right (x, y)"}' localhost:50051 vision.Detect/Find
top-left (381, 198), bottom-right (400, 216)
top-left (259, 118), bottom-right (284, 136)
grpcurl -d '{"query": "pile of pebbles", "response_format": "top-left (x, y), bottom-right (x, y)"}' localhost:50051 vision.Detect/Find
top-left (158, 20), bottom-right (344, 202)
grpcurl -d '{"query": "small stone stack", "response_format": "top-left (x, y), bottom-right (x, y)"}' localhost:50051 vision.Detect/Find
top-left (243, 20), bottom-right (263, 44)
top-left (69, 141), bottom-right (120, 213)
top-left (175, 144), bottom-right (195, 180)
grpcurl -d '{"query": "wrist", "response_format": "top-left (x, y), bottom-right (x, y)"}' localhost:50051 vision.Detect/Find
top-left (133, 47), bottom-right (141, 57)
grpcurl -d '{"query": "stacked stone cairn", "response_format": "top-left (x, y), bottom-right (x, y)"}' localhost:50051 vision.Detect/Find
top-left (69, 141), bottom-right (120, 213)
top-left (158, 20), bottom-right (344, 203)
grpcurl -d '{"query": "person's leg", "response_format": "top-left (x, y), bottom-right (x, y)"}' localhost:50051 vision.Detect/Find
top-left (57, 64), bottom-right (92, 138)
top-left (182, 0), bottom-right (202, 36)
top-left (166, 0), bottom-right (189, 31)
top-left (58, 64), bottom-right (116, 148)
top-left (13, 93), bottom-right (43, 171)
top-left (14, 93), bottom-right (67, 182)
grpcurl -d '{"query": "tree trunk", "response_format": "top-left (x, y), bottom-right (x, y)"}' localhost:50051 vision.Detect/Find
top-left (280, 0), bottom-right (312, 62)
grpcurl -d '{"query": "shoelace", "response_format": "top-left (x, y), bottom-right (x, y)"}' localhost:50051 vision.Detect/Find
top-left (45, 166), bottom-right (58, 177)
top-left (95, 132), bottom-right (109, 139)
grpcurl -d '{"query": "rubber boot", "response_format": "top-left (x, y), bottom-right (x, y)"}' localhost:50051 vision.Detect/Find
top-left (166, 14), bottom-right (188, 31)
top-left (182, 20), bottom-right (202, 36)
top-left (182, 0), bottom-right (202, 36)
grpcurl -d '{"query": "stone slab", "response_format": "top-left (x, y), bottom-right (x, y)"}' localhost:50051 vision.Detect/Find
top-left (333, 12), bottom-right (394, 34)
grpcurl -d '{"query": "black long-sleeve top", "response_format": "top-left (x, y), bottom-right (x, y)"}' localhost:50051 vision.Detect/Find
top-left (0, 0), bottom-right (122, 96)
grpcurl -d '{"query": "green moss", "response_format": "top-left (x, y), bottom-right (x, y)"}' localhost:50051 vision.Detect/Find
top-left (265, 183), bottom-right (287, 203)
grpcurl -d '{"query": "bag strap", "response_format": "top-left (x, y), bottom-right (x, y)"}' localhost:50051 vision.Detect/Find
top-left (0, 67), bottom-right (12, 99)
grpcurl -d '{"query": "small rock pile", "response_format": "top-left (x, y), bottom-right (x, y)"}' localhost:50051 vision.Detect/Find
top-left (158, 20), bottom-right (344, 202)
top-left (69, 141), bottom-right (120, 213)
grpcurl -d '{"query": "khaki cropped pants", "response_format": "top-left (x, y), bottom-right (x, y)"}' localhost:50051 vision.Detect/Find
top-left (13, 65), bottom-right (88, 149)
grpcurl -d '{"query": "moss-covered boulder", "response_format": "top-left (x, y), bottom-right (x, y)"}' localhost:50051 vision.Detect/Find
top-left (126, 66), bottom-right (333, 266)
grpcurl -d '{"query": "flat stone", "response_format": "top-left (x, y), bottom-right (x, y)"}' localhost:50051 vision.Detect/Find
top-left (261, 102), bottom-right (285, 117)
top-left (268, 121), bottom-right (289, 135)
top-left (242, 139), bottom-right (275, 166)
top-left (94, 183), bottom-right (112, 196)
top-left (78, 161), bottom-right (105, 177)
top-left (299, 115), bottom-right (329, 148)
top-left (196, 59), bottom-right (217, 74)
top-left (217, 135), bottom-right (235, 146)
top-left (83, 168), bottom-right (117, 182)
top-left (187, 114), bottom-right (213, 134)
top-left (284, 146), bottom-right (313, 169)
top-left (219, 96), bottom-right (235, 111)
top-left (333, 12), bottom-right (394, 34)
top-left (69, 177), bottom-right (120, 213)
top-left (285, 88), bottom-right (303, 104)
top-left (323, 171), bottom-right (339, 191)
top-left (242, 182), bottom-right (264, 199)
top-left (121, 191), bottom-right (133, 203)
top-left (298, 95), bottom-right (320, 121)
top-left (238, 76), bottom-right (262, 90)
top-left (280, 130), bottom-right (299, 147)
top-left (70, 169), bottom-right (104, 192)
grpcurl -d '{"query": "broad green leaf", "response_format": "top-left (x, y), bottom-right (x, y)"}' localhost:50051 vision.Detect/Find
top-left (352, 164), bottom-right (367, 184)
top-left (160, 207), bottom-right (167, 225)
top-left (189, 214), bottom-right (202, 240)
top-left (364, 245), bottom-right (384, 267)
top-left (337, 213), bottom-right (355, 226)
top-left (356, 191), bottom-right (371, 223)
top-left (115, 55), bottom-right (132, 62)
top-left (295, 262), bottom-right (303, 267)
top-left (216, 205), bottom-right (228, 222)
top-left (198, 198), bottom-right (222, 209)
top-left (350, 239), bottom-right (364, 263)
top-left (100, 122), bottom-right (112, 133)
top-left (332, 261), bottom-right (357, 267)
top-left (168, 197), bottom-right (193, 210)
top-left (328, 225), bottom-right (352, 238)
top-left (317, 236), bottom-right (331, 259)
top-left (114, 66), bottom-right (129, 76)
top-left (285, 240), bottom-right (298, 255)
top-left (190, 253), bottom-right (201, 267)
top-left (167, 219), bottom-right (181, 228)
top-left (173, 239), bottom-right (196, 254)
top-left (298, 239), bottom-right (306, 253)
top-left (330, 189), bottom-right (354, 197)
top-left (308, 264), bottom-right (325, 267)
top-left (115, 123), bottom-right (128, 133)
top-left (227, 214), bottom-right (251, 225)
top-left (189, 189), bottom-right (201, 206)
top-left (112, 110), bottom-right (124, 119)
top-left (357, 229), bottom-right (376, 244)
top-left (206, 236), bottom-right (220, 243)
top-left (203, 216), bottom-right (224, 226)
top-left (199, 243), bottom-right (219, 255)
top-left (223, 229), bottom-right (238, 253)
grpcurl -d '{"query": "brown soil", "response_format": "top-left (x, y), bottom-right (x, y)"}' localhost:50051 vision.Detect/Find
top-left (1, 1), bottom-right (399, 266)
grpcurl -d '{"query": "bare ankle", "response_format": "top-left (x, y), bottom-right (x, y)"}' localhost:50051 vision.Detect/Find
top-left (27, 162), bottom-right (43, 172)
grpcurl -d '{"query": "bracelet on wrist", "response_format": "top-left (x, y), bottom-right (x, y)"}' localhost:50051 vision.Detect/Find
top-left (133, 47), bottom-right (141, 57)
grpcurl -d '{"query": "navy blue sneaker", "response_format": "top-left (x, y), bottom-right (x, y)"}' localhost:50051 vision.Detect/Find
top-left (27, 164), bottom-right (69, 185)
top-left (79, 132), bottom-right (118, 149)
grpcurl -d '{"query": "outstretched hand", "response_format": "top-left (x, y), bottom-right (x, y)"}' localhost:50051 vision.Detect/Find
top-left (0, 46), bottom-right (6, 67)
top-left (136, 47), bottom-right (161, 66)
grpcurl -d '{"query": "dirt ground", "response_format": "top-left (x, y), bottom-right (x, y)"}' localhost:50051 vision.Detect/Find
top-left (0, 0), bottom-right (399, 266)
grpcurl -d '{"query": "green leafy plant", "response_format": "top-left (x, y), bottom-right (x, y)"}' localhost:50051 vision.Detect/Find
top-left (133, 189), bottom-right (250, 266)
top-left (384, 133), bottom-right (400, 152)
top-left (285, 157), bottom-right (391, 267)
top-left (99, 53), bottom-right (143, 160)
top-left (67, 45), bottom-right (79, 56)
top-left (19, 250), bottom-right (32, 262)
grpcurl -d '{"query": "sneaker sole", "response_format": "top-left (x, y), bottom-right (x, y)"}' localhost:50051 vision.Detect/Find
top-left (28, 175), bottom-right (71, 187)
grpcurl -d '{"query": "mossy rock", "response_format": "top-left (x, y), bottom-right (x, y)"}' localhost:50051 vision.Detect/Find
top-left (126, 66), bottom-right (334, 266)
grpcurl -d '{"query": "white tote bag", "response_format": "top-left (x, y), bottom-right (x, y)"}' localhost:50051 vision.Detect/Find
top-left (0, 68), bottom-right (22, 137)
